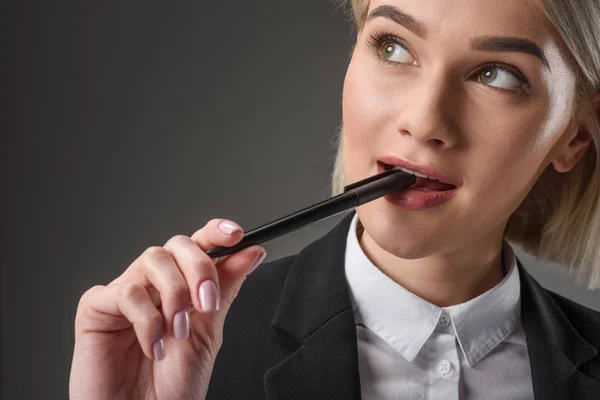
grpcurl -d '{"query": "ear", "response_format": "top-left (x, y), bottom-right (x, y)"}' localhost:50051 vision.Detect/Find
top-left (551, 92), bottom-right (600, 173)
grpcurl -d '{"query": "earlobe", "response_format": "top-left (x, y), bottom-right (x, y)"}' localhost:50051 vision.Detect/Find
top-left (552, 94), bottom-right (599, 173)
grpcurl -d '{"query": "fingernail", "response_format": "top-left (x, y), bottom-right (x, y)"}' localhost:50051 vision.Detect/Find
top-left (218, 220), bottom-right (242, 235)
top-left (173, 309), bottom-right (190, 339)
top-left (199, 280), bottom-right (219, 312)
top-left (153, 338), bottom-right (166, 361)
top-left (247, 252), bottom-right (267, 276)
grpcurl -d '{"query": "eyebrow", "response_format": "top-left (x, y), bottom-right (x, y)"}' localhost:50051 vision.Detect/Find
top-left (366, 5), bottom-right (427, 38)
top-left (471, 37), bottom-right (549, 69)
top-left (366, 5), bottom-right (550, 70)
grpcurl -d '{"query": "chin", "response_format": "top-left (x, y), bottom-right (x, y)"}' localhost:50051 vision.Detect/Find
top-left (356, 204), bottom-right (439, 259)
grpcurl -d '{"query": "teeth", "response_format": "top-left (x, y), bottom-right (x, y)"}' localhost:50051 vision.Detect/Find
top-left (391, 165), bottom-right (438, 181)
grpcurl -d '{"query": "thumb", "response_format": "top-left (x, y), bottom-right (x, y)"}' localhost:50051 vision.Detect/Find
top-left (214, 246), bottom-right (267, 314)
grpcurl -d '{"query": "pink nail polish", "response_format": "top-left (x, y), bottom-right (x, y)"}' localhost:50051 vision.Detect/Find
top-left (153, 338), bottom-right (165, 361)
top-left (247, 252), bottom-right (267, 276)
top-left (199, 280), bottom-right (219, 312)
top-left (173, 309), bottom-right (190, 339)
top-left (217, 220), bottom-right (242, 235)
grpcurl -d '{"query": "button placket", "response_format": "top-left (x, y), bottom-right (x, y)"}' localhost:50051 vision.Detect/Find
top-left (437, 359), bottom-right (453, 377)
top-left (424, 327), bottom-right (460, 400)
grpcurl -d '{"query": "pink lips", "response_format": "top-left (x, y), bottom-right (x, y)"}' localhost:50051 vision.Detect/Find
top-left (377, 155), bottom-right (461, 188)
top-left (376, 162), bottom-right (459, 210)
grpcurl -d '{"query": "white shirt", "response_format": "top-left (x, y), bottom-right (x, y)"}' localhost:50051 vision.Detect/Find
top-left (344, 213), bottom-right (535, 399)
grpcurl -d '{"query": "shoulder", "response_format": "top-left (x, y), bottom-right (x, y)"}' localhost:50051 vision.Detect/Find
top-left (547, 289), bottom-right (600, 347)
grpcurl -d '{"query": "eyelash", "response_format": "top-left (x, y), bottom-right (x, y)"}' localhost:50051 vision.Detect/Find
top-left (365, 30), bottom-right (532, 97)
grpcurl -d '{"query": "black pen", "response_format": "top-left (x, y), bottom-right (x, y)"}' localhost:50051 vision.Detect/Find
top-left (206, 168), bottom-right (416, 259)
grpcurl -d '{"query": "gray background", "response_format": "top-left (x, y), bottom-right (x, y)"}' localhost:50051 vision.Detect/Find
top-left (2, 1), bottom-right (599, 398)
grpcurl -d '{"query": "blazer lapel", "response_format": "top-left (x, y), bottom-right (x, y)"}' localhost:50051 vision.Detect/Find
top-left (518, 260), bottom-right (599, 399)
top-left (264, 212), bottom-right (361, 400)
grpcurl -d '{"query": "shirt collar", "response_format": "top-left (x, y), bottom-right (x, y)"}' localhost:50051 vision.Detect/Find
top-left (344, 213), bottom-right (521, 367)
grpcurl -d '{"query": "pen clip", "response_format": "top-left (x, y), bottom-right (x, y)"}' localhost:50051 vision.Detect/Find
top-left (343, 169), bottom-right (398, 192)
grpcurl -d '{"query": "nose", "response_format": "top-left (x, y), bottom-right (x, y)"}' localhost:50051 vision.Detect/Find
top-left (394, 75), bottom-right (459, 148)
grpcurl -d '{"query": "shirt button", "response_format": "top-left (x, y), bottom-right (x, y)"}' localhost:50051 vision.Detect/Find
top-left (438, 311), bottom-right (450, 327)
top-left (437, 359), bottom-right (453, 377)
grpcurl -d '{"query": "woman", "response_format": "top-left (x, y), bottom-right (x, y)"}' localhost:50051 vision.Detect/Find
top-left (69, 0), bottom-right (600, 398)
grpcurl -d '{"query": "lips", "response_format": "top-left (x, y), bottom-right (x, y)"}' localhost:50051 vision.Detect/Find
top-left (410, 176), bottom-right (456, 191)
top-left (378, 161), bottom-right (456, 191)
top-left (377, 155), bottom-right (461, 189)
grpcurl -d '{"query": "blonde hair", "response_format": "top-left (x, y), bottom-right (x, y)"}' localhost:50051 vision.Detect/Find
top-left (330, 0), bottom-right (600, 288)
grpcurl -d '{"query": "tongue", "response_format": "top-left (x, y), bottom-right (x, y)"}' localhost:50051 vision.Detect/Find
top-left (409, 176), bottom-right (455, 191)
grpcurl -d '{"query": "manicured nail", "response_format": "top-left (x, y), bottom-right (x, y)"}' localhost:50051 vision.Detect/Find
top-left (217, 220), bottom-right (242, 235)
top-left (199, 280), bottom-right (219, 312)
top-left (173, 309), bottom-right (190, 339)
top-left (153, 338), bottom-right (165, 361)
top-left (247, 252), bottom-right (267, 276)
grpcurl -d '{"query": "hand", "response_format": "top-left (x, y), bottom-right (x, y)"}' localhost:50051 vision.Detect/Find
top-left (69, 219), bottom-right (267, 400)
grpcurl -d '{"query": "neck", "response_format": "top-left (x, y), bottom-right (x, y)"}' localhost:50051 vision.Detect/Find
top-left (357, 222), bottom-right (506, 307)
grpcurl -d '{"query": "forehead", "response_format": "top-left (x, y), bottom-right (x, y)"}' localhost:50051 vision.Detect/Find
top-left (366, 0), bottom-right (556, 45)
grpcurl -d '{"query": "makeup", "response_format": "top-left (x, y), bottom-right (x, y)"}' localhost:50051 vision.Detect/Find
top-left (206, 169), bottom-right (416, 258)
top-left (376, 162), bottom-right (459, 210)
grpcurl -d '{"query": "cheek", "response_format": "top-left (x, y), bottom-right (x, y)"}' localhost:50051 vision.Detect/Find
top-left (342, 58), bottom-right (394, 136)
top-left (466, 110), bottom-right (561, 220)
top-left (341, 61), bottom-right (385, 182)
top-left (466, 89), bottom-right (555, 168)
top-left (493, 92), bottom-right (572, 175)
top-left (342, 131), bottom-right (372, 185)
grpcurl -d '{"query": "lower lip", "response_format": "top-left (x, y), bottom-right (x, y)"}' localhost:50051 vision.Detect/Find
top-left (377, 163), bottom-right (459, 210)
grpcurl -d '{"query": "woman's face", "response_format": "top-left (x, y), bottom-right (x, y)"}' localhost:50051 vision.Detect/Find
top-left (342, 0), bottom-right (584, 258)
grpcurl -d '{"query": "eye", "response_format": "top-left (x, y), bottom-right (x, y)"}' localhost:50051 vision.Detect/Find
top-left (378, 40), bottom-right (413, 64)
top-left (476, 64), bottom-right (529, 91)
top-left (366, 30), bottom-right (415, 65)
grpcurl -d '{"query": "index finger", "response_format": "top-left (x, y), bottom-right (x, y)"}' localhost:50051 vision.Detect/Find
top-left (190, 219), bottom-right (245, 258)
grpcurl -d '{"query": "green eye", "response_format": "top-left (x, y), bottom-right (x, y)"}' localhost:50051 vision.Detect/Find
top-left (477, 65), bottom-right (523, 90)
top-left (479, 68), bottom-right (498, 85)
top-left (381, 42), bottom-right (396, 58)
top-left (378, 41), bottom-right (412, 64)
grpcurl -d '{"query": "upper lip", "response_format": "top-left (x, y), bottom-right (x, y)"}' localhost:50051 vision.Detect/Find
top-left (378, 155), bottom-right (461, 187)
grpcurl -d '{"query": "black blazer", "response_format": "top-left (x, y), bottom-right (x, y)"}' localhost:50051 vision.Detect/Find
top-left (207, 211), bottom-right (600, 399)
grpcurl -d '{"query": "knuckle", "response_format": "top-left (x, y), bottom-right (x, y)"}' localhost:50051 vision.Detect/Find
top-left (198, 218), bottom-right (220, 234)
top-left (166, 283), bottom-right (190, 303)
top-left (193, 252), bottom-right (213, 268)
top-left (121, 282), bottom-right (146, 300)
top-left (190, 225), bottom-right (208, 241)
top-left (190, 253), bottom-right (211, 267)
top-left (144, 246), bottom-right (170, 261)
top-left (172, 235), bottom-right (208, 263)
top-left (78, 285), bottom-right (104, 305)
top-left (75, 285), bottom-right (105, 318)
top-left (167, 234), bottom-right (191, 247)
top-left (141, 311), bottom-right (163, 327)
